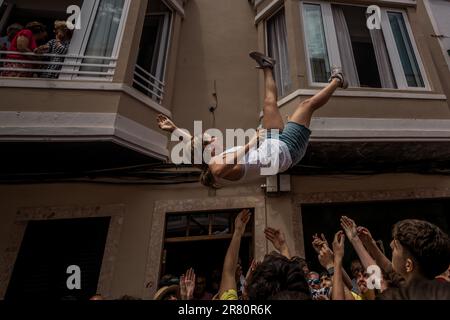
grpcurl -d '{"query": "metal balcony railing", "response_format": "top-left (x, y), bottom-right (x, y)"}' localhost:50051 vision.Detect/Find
top-left (133, 64), bottom-right (165, 104)
top-left (0, 51), bottom-right (166, 105)
top-left (0, 51), bottom-right (117, 79)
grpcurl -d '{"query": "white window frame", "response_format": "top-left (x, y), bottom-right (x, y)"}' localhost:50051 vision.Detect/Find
top-left (300, 1), bottom-right (430, 91)
top-left (300, 1), bottom-right (341, 87)
top-left (380, 9), bottom-right (430, 90)
top-left (61, 0), bottom-right (131, 81)
top-left (132, 6), bottom-right (173, 103)
top-left (151, 11), bottom-right (172, 85)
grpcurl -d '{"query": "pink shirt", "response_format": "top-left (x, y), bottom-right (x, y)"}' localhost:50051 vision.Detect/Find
top-left (6, 29), bottom-right (37, 60)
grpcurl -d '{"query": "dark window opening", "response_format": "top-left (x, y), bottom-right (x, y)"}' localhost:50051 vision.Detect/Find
top-left (161, 209), bottom-right (254, 297)
top-left (301, 198), bottom-right (450, 274)
top-left (133, 0), bottom-right (171, 101)
top-left (340, 5), bottom-right (382, 88)
top-left (5, 217), bottom-right (110, 301)
top-left (1, 0), bottom-right (83, 45)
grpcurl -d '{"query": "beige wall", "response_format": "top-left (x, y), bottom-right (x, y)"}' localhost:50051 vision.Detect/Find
top-left (416, 0), bottom-right (450, 109)
top-left (1, 173), bottom-right (449, 299)
top-left (170, 0), bottom-right (260, 132)
top-left (0, 88), bottom-right (120, 113)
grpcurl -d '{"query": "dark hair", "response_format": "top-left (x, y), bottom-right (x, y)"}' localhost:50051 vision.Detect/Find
top-left (392, 219), bottom-right (450, 279)
top-left (199, 166), bottom-right (217, 189)
top-left (351, 260), bottom-right (364, 278)
top-left (246, 252), bottom-right (310, 300)
top-left (25, 21), bottom-right (46, 35)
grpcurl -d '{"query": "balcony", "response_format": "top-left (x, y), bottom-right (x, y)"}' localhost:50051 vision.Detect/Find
top-left (0, 0), bottom-right (186, 178)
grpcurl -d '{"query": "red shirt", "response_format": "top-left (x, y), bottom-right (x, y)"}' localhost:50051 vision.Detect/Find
top-left (6, 29), bottom-right (37, 60)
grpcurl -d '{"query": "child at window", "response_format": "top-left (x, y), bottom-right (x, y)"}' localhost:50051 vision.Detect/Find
top-left (37, 20), bottom-right (73, 79)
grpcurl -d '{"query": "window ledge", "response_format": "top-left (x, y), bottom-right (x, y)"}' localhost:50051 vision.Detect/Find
top-left (0, 78), bottom-right (172, 117)
top-left (277, 88), bottom-right (447, 108)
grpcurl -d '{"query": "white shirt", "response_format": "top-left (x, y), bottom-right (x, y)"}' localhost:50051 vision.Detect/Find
top-left (215, 138), bottom-right (292, 185)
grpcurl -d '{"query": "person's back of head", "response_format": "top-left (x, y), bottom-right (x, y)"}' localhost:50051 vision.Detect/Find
top-left (25, 22), bottom-right (46, 35)
top-left (392, 219), bottom-right (450, 280)
top-left (246, 253), bottom-right (310, 300)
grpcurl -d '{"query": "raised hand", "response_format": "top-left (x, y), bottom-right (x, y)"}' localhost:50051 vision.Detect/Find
top-left (184, 268), bottom-right (196, 300)
top-left (180, 274), bottom-right (187, 300)
top-left (234, 209), bottom-right (251, 236)
top-left (264, 228), bottom-right (287, 252)
top-left (312, 233), bottom-right (329, 254)
top-left (157, 114), bottom-right (177, 132)
top-left (340, 216), bottom-right (358, 241)
top-left (318, 245), bottom-right (335, 270)
top-left (332, 231), bottom-right (346, 261)
top-left (357, 226), bottom-right (374, 246)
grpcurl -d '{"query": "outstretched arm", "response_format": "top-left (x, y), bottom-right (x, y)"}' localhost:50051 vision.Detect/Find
top-left (313, 234), bottom-right (353, 290)
top-left (332, 231), bottom-right (346, 301)
top-left (219, 209), bottom-right (251, 297)
top-left (157, 114), bottom-right (193, 141)
top-left (341, 216), bottom-right (376, 270)
top-left (265, 227), bottom-right (291, 259)
top-left (357, 226), bottom-right (393, 273)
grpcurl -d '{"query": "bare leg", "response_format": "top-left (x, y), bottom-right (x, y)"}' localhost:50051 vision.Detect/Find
top-left (289, 79), bottom-right (340, 128)
top-left (262, 68), bottom-right (285, 131)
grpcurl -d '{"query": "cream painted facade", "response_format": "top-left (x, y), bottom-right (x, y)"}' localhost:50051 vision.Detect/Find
top-left (0, 0), bottom-right (449, 300)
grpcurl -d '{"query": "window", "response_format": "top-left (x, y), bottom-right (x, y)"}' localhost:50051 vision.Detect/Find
top-left (302, 3), bottom-right (331, 83)
top-left (301, 1), bottom-right (428, 90)
top-left (387, 11), bottom-right (424, 87)
top-left (266, 8), bottom-right (291, 97)
top-left (162, 210), bottom-right (254, 294)
top-left (133, 0), bottom-right (172, 103)
top-left (5, 217), bottom-right (111, 301)
top-left (0, 0), bottom-right (129, 80)
top-left (80, 0), bottom-right (126, 74)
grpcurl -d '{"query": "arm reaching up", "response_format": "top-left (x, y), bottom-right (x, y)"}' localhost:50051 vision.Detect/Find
top-left (313, 235), bottom-right (353, 290)
top-left (265, 227), bottom-right (291, 259)
top-left (332, 231), bottom-right (346, 301)
top-left (157, 114), bottom-right (194, 141)
top-left (357, 226), bottom-right (393, 274)
top-left (180, 268), bottom-right (196, 300)
top-left (219, 209), bottom-right (251, 299)
top-left (341, 216), bottom-right (376, 271)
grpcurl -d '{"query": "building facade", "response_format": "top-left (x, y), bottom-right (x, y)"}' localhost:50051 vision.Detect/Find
top-left (0, 0), bottom-right (449, 300)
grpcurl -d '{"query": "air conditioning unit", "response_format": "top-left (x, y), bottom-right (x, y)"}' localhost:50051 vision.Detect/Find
top-left (264, 175), bottom-right (291, 193)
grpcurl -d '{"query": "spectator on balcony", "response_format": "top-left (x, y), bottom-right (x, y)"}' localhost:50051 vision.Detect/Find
top-left (0, 23), bottom-right (23, 51)
top-left (1, 21), bottom-right (47, 78)
top-left (36, 21), bottom-right (73, 79)
top-left (0, 23), bottom-right (23, 69)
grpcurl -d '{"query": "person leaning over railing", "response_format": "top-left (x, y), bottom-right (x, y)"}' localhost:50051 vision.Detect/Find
top-left (36, 20), bottom-right (73, 79)
top-left (0, 21), bottom-right (47, 78)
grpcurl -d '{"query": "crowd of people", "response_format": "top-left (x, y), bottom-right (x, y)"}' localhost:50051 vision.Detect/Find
top-left (149, 211), bottom-right (450, 301)
top-left (0, 20), bottom-right (72, 78)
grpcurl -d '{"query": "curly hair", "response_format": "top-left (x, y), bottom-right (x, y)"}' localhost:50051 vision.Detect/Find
top-left (246, 253), bottom-right (311, 300)
top-left (392, 219), bottom-right (450, 279)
